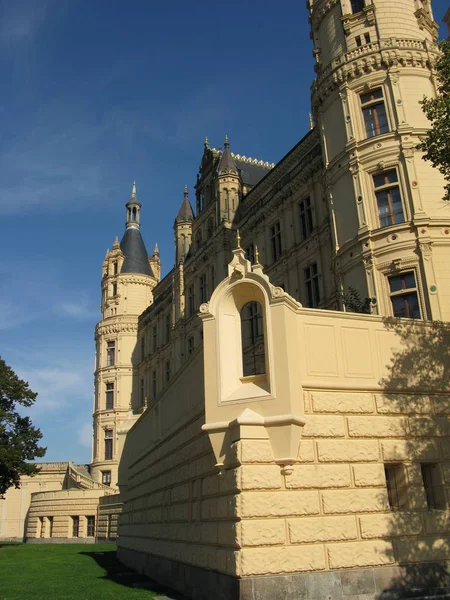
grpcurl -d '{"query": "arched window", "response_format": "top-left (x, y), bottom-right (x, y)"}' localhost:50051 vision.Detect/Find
top-left (241, 301), bottom-right (265, 377)
top-left (132, 207), bottom-right (137, 221)
top-left (207, 218), bottom-right (213, 239)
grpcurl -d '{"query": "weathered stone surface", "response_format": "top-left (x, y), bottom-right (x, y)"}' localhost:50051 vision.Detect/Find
top-left (240, 465), bottom-right (282, 490)
top-left (240, 440), bottom-right (274, 464)
top-left (288, 515), bottom-right (357, 543)
top-left (381, 439), bottom-right (439, 461)
top-left (286, 464), bottom-right (351, 489)
top-left (347, 416), bottom-right (407, 438)
top-left (352, 463), bottom-right (386, 487)
top-left (241, 519), bottom-right (286, 547)
top-left (311, 392), bottom-right (374, 414)
top-left (359, 513), bottom-right (422, 539)
top-left (302, 415), bottom-right (346, 437)
top-left (376, 394), bottom-right (431, 414)
top-left (322, 489), bottom-right (389, 514)
top-left (240, 545), bottom-right (326, 576)
top-left (317, 440), bottom-right (379, 462)
top-left (239, 491), bottom-right (320, 518)
top-left (327, 540), bottom-right (394, 569)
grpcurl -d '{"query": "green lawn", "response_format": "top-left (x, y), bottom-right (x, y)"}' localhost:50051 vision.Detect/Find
top-left (0, 543), bottom-right (171, 600)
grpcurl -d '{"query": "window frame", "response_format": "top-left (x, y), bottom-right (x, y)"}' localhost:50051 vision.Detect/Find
top-left (106, 341), bottom-right (115, 367)
top-left (304, 263), bottom-right (320, 308)
top-left (101, 471), bottom-right (112, 486)
top-left (104, 429), bottom-right (113, 461)
top-left (360, 88), bottom-right (389, 139)
top-left (270, 221), bottom-right (282, 262)
top-left (105, 382), bottom-right (114, 410)
top-left (388, 271), bottom-right (421, 319)
top-left (421, 463), bottom-right (446, 510)
top-left (299, 197), bottom-right (313, 240)
top-left (199, 273), bottom-right (207, 304)
top-left (72, 516), bottom-right (79, 538)
top-left (373, 169), bottom-right (405, 228)
top-left (384, 464), bottom-right (408, 511)
top-left (350, 0), bottom-right (365, 13)
top-left (87, 516), bottom-right (96, 537)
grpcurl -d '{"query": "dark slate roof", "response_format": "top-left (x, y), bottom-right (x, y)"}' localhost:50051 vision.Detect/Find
top-left (176, 193), bottom-right (194, 223)
top-left (217, 145), bottom-right (238, 173)
top-left (120, 227), bottom-right (154, 276)
top-left (235, 160), bottom-right (272, 187)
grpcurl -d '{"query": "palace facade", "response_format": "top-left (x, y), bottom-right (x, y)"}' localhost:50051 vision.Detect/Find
top-left (3, 1), bottom-right (450, 598)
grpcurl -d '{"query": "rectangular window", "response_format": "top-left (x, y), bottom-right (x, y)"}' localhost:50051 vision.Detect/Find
top-left (101, 471), bottom-right (111, 486)
top-left (373, 170), bottom-right (404, 228)
top-left (304, 263), bottom-right (320, 308)
top-left (48, 516), bottom-right (54, 538)
top-left (187, 285), bottom-right (194, 316)
top-left (106, 341), bottom-right (115, 367)
top-left (361, 88), bottom-right (389, 138)
top-left (113, 262), bottom-right (118, 275)
top-left (355, 35), bottom-right (362, 47)
top-left (211, 265), bottom-right (216, 290)
top-left (152, 326), bottom-right (157, 352)
top-left (270, 221), bottom-right (282, 262)
top-left (188, 336), bottom-right (194, 356)
top-left (421, 463), bottom-right (446, 510)
top-left (246, 244), bottom-right (255, 264)
top-left (299, 198), bottom-right (313, 240)
top-left (104, 429), bottom-right (113, 461)
top-left (140, 336), bottom-right (145, 361)
top-left (165, 360), bottom-right (170, 383)
top-left (139, 378), bottom-right (144, 406)
top-left (105, 382), bottom-right (114, 410)
top-left (112, 283), bottom-right (117, 297)
top-left (351, 0), bottom-right (364, 13)
top-left (385, 464), bottom-right (408, 511)
top-left (152, 370), bottom-right (157, 399)
top-left (364, 32), bottom-right (371, 44)
top-left (388, 272), bottom-right (421, 319)
top-left (72, 516), bottom-right (79, 537)
top-left (199, 274), bottom-right (207, 304)
top-left (87, 516), bottom-right (95, 537)
top-left (165, 314), bottom-right (171, 344)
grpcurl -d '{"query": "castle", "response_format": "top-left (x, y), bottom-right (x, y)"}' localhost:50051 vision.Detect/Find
top-left (2, 0), bottom-right (450, 598)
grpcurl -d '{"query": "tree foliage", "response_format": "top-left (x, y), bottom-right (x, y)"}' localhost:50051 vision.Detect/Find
top-left (417, 39), bottom-right (450, 201)
top-left (0, 356), bottom-right (46, 496)
top-left (335, 286), bottom-right (372, 314)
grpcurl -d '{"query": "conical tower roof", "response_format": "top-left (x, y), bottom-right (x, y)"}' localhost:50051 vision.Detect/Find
top-left (175, 185), bottom-right (194, 224)
top-left (119, 182), bottom-right (153, 276)
top-left (217, 135), bottom-right (238, 174)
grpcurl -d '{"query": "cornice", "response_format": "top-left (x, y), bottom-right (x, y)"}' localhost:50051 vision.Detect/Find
top-left (96, 321), bottom-right (139, 336)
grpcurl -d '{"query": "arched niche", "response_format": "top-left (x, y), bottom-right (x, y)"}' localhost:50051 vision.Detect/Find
top-left (215, 279), bottom-right (274, 403)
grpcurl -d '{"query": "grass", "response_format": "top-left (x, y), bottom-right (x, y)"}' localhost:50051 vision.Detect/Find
top-left (0, 543), bottom-right (169, 600)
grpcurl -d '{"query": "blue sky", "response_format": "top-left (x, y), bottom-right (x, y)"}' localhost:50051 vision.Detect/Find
top-left (1, 0), bottom-right (448, 465)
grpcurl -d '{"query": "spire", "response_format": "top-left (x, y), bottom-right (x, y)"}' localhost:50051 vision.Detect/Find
top-left (204, 136), bottom-right (209, 149)
top-left (112, 236), bottom-right (120, 250)
top-left (218, 135), bottom-right (238, 174)
top-left (175, 185), bottom-right (194, 224)
top-left (125, 180), bottom-right (142, 230)
top-left (120, 183), bottom-right (153, 276)
top-left (154, 242), bottom-right (159, 256)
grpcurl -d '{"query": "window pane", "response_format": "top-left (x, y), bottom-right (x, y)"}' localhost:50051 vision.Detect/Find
top-left (403, 272), bottom-right (416, 289)
top-left (389, 274), bottom-right (404, 293)
top-left (361, 89), bottom-right (383, 105)
top-left (241, 301), bottom-right (265, 377)
top-left (391, 293), bottom-right (420, 319)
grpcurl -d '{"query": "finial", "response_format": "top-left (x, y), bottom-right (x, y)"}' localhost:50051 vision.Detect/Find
top-left (112, 236), bottom-right (120, 249)
top-left (184, 184), bottom-right (189, 197)
top-left (131, 181), bottom-right (137, 198)
top-left (224, 134), bottom-right (229, 149)
top-left (204, 136), bottom-right (209, 148)
top-left (255, 245), bottom-right (260, 264)
top-left (309, 113), bottom-right (314, 130)
top-left (154, 242), bottom-right (159, 255)
top-left (236, 229), bottom-right (241, 249)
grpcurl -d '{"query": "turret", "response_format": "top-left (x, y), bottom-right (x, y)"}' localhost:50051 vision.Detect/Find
top-left (309, 0), bottom-right (446, 321)
top-left (174, 185), bottom-right (194, 265)
top-left (216, 136), bottom-right (241, 223)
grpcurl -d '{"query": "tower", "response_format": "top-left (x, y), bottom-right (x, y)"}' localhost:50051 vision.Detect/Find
top-left (91, 183), bottom-right (159, 487)
top-left (310, 0), bottom-right (448, 320)
top-left (174, 185), bottom-right (194, 266)
top-left (216, 136), bottom-right (241, 224)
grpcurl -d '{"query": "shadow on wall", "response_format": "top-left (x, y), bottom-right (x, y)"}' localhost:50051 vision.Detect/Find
top-left (378, 317), bottom-right (450, 598)
top-left (81, 550), bottom-right (187, 598)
